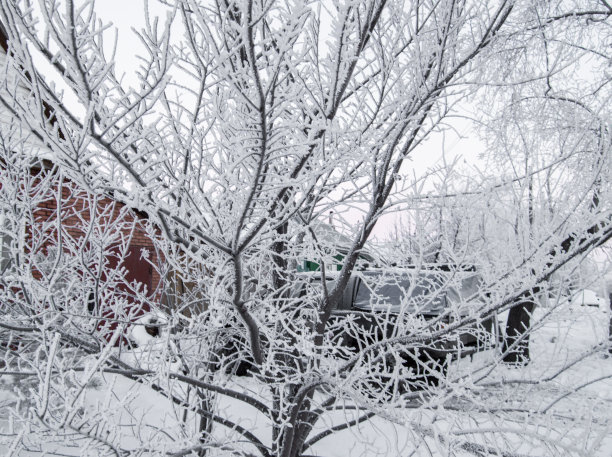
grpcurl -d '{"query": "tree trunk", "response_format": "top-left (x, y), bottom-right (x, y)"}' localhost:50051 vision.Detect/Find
top-left (502, 298), bottom-right (536, 364)
top-left (197, 387), bottom-right (214, 457)
top-left (609, 292), bottom-right (612, 355)
top-left (502, 216), bottom-right (612, 365)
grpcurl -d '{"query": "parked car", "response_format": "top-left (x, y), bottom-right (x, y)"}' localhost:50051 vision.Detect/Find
top-left (299, 266), bottom-right (499, 389)
top-left (212, 266), bottom-right (498, 388)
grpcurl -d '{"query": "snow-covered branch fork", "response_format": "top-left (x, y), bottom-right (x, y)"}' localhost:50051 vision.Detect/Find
top-left (0, 0), bottom-right (611, 456)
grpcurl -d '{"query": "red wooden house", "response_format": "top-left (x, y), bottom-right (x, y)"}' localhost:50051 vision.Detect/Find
top-left (31, 161), bottom-right (161, 295)
top-left (1, 158), bottom-right (162, 345)
top-left (0, 25), bottom-right (164, 344)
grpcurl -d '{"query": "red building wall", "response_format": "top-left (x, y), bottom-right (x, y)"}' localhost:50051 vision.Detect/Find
top-left (3, 161), bottom-right (163, 344)
top-left (29, 166), bottom-right (161, 293)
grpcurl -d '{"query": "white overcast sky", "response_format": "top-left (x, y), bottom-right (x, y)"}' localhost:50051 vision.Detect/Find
top-left (88, 0), bottom-right (487, 239)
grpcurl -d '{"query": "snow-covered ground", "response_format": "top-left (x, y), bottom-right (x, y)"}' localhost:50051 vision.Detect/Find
top-left (304, 300), bottom-right (612, 456)
top-left (1, 294), bottom-right (611, 456)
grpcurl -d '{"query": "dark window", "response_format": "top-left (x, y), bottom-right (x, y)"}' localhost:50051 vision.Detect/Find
top-left (87, 292), bottom-right (96, 314)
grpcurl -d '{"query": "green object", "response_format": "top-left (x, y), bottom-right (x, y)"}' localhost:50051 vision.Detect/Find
top-left (298, 255), bottom-right (345, 272)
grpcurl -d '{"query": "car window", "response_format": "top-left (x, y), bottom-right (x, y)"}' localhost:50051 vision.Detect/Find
top-left (460, 274), bottom-right (481, 300)
top-left (353, 273), bottom-right (446, 311)
top-left (354, 280), bottom-right (404, 308)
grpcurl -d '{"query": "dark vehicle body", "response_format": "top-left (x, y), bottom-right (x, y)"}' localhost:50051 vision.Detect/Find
top-left (229, 267), bottom-right (498, 383)
top-left (324, 268), bottom-right (498, 356)
top-left (298, 267), bottom-right (498, 378)
top-left (302, 267), bottom-right (498, 389)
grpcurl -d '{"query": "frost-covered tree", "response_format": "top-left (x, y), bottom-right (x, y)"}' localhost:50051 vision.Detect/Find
top-left (474, 5), bottom-right (612, 362)
top-left (0, 1), bottom-right (611, 456)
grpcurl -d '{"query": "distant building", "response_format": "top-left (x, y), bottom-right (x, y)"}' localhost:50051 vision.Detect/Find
top-left (297, 221), bottom-right (373, 272)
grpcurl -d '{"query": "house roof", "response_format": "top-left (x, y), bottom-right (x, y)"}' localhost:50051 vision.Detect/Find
top-left (311, 222), bottom-right (354, 249)
top-left (310, 221), bottom-right (374, 261)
